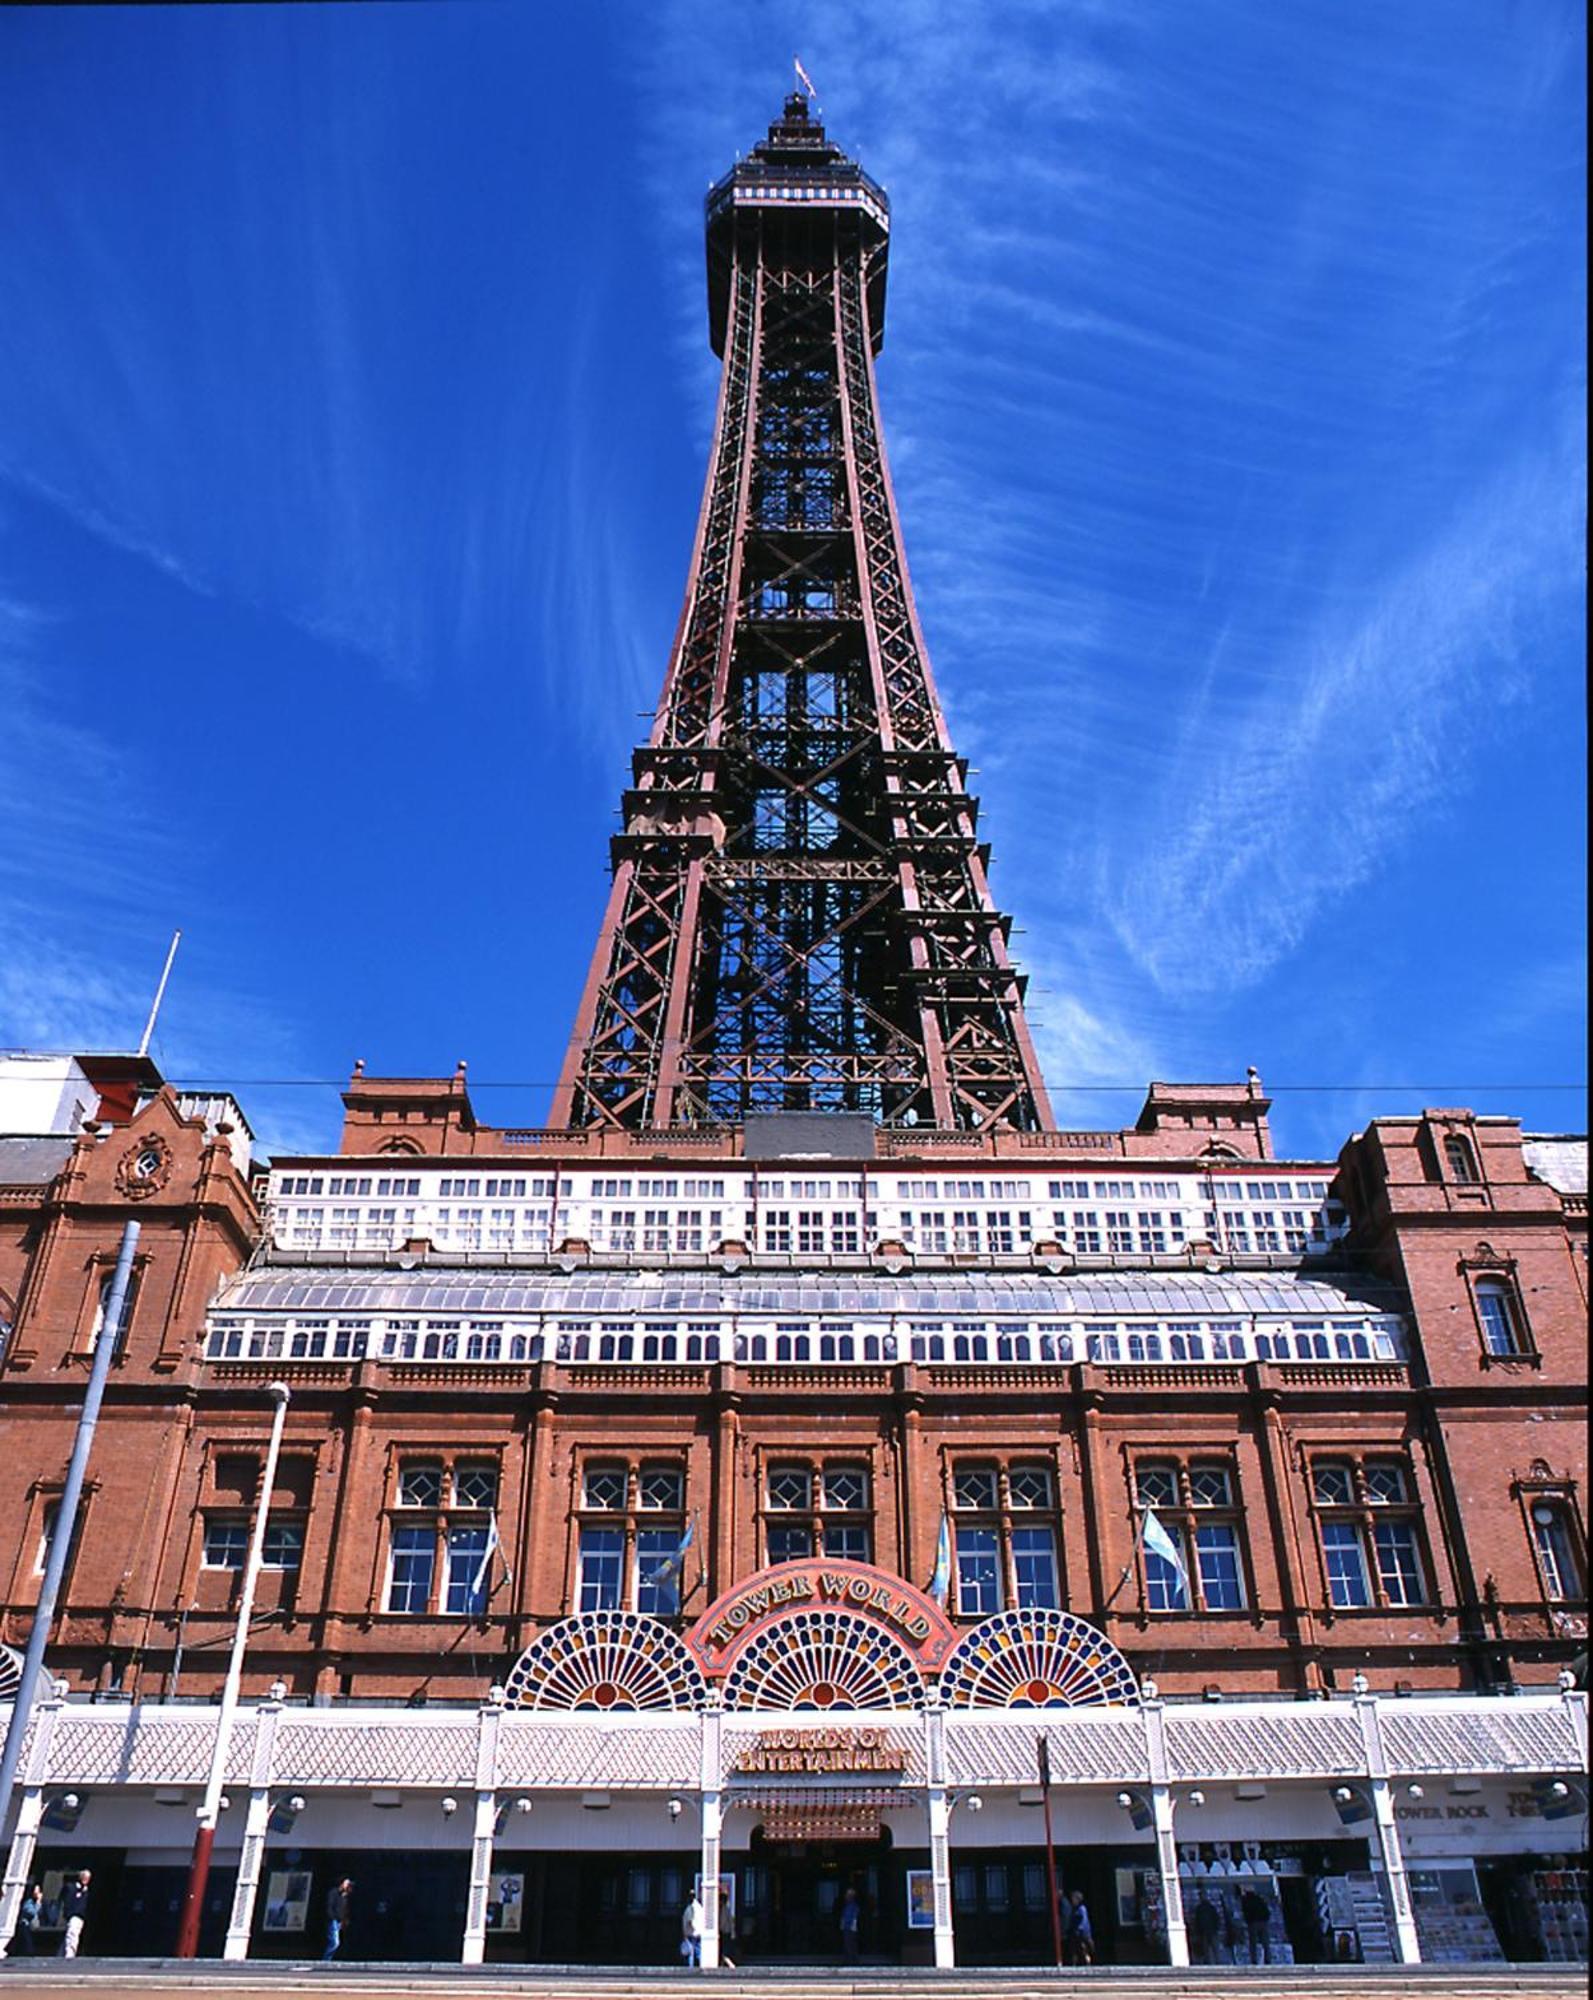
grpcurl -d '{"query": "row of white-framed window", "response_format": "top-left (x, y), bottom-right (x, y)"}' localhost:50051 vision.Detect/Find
top-left (203, 1316), bottom-right (1407, 1367)
top-left (269, 1203), bottom-right (1345, 1254)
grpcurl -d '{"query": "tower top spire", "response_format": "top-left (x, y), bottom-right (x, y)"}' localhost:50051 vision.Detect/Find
top-left (705, 100), bottom-right (890, 356)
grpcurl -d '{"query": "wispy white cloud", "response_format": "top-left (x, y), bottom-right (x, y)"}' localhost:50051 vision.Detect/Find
top-left (1024, 959), bottom-right (1162, 1131)
top-left (0, 585), bottom-right (320, 1154)
top-left (0, 17), bottom-right (665, 751)
top-left (1105, 432), bottom-right (1584, 993)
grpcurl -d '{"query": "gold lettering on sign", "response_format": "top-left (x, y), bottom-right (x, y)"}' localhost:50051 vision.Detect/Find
top-left (703, 1566), bottom-right (936, 1652)
top-left (732, 1727), bottom-right (907, 1776)
top-left (706, 1571), bottom-right (816, 1648)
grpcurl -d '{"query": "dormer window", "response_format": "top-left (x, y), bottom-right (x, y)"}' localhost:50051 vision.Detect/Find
top-left (1444, 1135), bottom-right (1480, 1183)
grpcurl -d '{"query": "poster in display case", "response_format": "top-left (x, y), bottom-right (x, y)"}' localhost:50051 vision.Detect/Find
top-left (486, 1872), bottom-right (524, 1933)
top-left (263, 1870), bottom-right (312, 1932)
top-left (906, 1870), bottom-right (936, 1930)
top-left (693, 1872), bottom-right (736, 1932)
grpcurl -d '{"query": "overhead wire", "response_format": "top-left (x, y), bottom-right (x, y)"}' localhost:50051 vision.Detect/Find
top-left (150, 1076), bottom-right (1587, 1094)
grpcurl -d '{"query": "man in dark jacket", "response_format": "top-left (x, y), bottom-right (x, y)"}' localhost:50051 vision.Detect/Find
top-left (59, 1872), bottom-right (90, 1959)
top-left (323, 1879), bottom-right (353, 1961)
top-left (1190, 1890), bottom-right (1222, 1964)
top-left (1240, 1885), bottom-right (1273, 1964)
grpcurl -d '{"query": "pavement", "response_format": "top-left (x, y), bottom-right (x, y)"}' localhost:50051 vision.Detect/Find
top-left (0, 1967), bottom-right (1587, 2000)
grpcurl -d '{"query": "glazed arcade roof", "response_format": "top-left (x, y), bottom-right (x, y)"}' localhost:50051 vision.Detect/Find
top-left (214, 1264), bottom-right (1403, 1321)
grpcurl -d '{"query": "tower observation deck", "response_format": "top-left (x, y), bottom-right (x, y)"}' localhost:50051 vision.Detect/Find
top-left (553, 96), bottom-right (1054, 1134)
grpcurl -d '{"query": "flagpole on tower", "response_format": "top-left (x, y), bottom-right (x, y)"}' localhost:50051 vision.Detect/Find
top-left (137, 928), bottom-right (182, 1059)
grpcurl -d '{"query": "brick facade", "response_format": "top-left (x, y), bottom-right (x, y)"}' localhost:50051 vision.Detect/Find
top-left (2, 1071), bottom-right (1584, 1708)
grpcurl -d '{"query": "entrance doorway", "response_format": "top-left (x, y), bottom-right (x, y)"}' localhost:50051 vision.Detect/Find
top-left (738, 1828), bottom-right (903, 1961)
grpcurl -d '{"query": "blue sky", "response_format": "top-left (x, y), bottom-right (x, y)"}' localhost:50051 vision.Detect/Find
top-left (0, 0), bottom-right (1584, 1161)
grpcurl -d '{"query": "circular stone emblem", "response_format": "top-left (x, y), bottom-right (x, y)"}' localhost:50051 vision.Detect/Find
top-left (116, 1136), bottom-right (173, 1199)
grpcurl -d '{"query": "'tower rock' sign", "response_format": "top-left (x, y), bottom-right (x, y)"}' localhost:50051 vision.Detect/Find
top-left (686, 1558), bottom-right (960, 1674)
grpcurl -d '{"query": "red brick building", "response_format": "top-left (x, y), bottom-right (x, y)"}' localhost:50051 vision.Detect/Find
top-left (0, 1054), bottom-right (1586, 1967)
top-left (2, 1063), bottom-right (1584, 1714)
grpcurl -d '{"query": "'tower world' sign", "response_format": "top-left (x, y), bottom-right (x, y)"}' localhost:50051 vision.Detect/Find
top-left (686, 1559), bottom-right (960, 1673)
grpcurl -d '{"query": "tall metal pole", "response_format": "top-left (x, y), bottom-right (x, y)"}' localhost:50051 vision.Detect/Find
top-left (1037, 1732), bottom-right (1064, 1966)
top-left (172, 1380), bottom-right (290, 1958)
top-left (137, 929), bottom-right (182, 1059)
top-left (0, 1221), bottom-right (139, 1841)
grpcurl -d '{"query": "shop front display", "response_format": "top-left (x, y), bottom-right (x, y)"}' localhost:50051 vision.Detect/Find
top-left (1313, 1872), bottom-right (1395, 1962)
top-left (1405, 1861), bottom-right (1505, 1962)
top-left (1172, 1846), bottom-right (1294, 1966)
top-left (1523, 1865), bottom-right (1589, 1961)
top-left (1395, 1777), bottom-right (1591, 1964)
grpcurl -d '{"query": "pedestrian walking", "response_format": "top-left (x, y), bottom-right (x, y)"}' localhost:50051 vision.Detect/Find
top-left (1063, 1887), bottom-right (1094, 1966)
top-left (839, 1884), bottom-right (861, 1959)
top-left (59, 1871), bottom-right (90, 1959)
top-left (680, 1889), bottom-right (704, 1968)
top-left (323, 1877), bottom-right (353, 1960)
top-left (1240, 1885), bottom-right (1273, 1965)
top-left (7, 1883), bottom-right (42, 1956)
top-left (1190, 1890), bottom-right (1221, 1964)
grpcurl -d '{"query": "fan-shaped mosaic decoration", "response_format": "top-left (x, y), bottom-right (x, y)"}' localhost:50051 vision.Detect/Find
top-left (0, 1643), bottom-right (22, 1704)
top-left (722, 1609), bottom-right (925, 1711)
top-left (939, 1608), bottom-right (1139, 1709)
top-left (504, 1611), bottom-right (706, 1712)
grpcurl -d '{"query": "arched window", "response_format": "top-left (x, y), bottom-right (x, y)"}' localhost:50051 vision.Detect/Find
top-left (1475, 1278), bottom-right (1527, 1357)
top-left (1444, 1134), bottom-right (1480, 1183)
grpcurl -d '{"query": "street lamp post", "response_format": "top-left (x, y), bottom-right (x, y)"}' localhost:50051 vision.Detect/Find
top-left (1036, 1733), bottom-right (1063, 1966)
top-left (173, 1381), bottom-right (291, 1958)
top-left (0, 1222), bottom-right (140, 1854)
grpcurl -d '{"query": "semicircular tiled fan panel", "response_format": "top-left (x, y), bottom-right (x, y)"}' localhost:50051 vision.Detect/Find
top-left (939, 1608), bottom-right (1139, 1709)
top-left (503, 1611), bottom-right (706, 1712)
top-left (722, 1608), bottom-right (925, 1711)
top-left (0, 1643), bottom-right (22, 1704)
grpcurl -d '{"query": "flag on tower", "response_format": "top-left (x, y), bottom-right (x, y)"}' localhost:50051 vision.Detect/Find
top-left (926, 1511), bottom-right (952, 1608)
top-left (471, 1512), bottom-right (511, 1597)
top-left (647, 1515), bottom-right (697, 1600)
top-left (794, 56), bottom-right (817, 100)
top-left (1140, 1506), bottom-right (1188, 1603)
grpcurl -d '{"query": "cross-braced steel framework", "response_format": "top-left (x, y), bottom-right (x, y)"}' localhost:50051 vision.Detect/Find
top-left (553, 97), bottom-right (1054, 1134)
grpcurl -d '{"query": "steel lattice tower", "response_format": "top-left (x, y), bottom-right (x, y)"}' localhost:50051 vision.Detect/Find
top-left (553, 97), bottom-right (1054, 1134)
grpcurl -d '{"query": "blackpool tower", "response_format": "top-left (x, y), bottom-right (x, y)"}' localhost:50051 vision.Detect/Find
top-left (553, 96), bottom-right (1054, 1135)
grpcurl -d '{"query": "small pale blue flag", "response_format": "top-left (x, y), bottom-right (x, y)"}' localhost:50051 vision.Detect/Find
top-left (471, 1512), bottom-right (510, 1597)
top-left (1141, 1506), bottom-right (1188, 1603)
top-left (927, 1512), bottom-right (952, 1608)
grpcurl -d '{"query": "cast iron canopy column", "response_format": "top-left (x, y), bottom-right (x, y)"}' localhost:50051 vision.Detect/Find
top-left (554, 96), bottom-right (1053, 1134)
